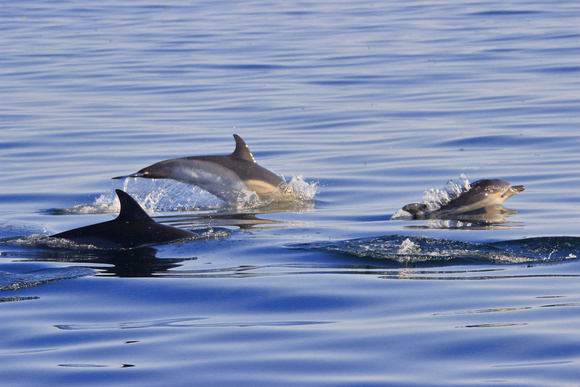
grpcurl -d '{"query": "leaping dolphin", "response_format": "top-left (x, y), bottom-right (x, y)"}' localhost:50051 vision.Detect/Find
top-left (402, 179), bottom-right (525, 219)
top-left (51, 190), bottom-right (194, 249)
top-left (113, 134), bottom-right (293, 203)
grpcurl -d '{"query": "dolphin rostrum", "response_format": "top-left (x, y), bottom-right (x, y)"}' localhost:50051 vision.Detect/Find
top-left (51, 189), bottom-right (194, 249)
top-left (402, 179), bottom-right (525, 218)
top-left (113, 134), bottom-right (294, 203)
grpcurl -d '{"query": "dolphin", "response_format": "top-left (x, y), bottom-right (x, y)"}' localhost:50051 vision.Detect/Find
top-left (113, 134), bottom-right (293, 203)
top-left (402, 179), bottom-right (525, 218)
top-left (51, 189), bottom-right (194, 249)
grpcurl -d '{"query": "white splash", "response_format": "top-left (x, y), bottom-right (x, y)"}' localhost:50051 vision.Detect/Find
top-left (422, 174), bottom-right (471, 212)
top-left (392, 174), bottom-right (471, 219)
top-left (57, 175), bottom-right (318, 215)
top-left (287, 175), bottom-right (319, 201)
top-left (397, 238), bottom-right (419, 254)
top-left (392, 209), bottom-right (413, 220)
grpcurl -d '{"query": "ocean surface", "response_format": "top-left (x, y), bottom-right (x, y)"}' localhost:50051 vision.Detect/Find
top-left (2, 1), bottom-right (580, 385)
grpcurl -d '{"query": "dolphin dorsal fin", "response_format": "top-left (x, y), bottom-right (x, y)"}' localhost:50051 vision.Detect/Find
top-left (115, 189), bottom-right (154, 222)
top-left (231, 134), bottom-right (256, 163)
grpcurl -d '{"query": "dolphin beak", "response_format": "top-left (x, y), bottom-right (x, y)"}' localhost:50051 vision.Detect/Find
top-left (112, 172), bottom-right (145, 180)
top-left (501, 185), bottom-right (525, 199)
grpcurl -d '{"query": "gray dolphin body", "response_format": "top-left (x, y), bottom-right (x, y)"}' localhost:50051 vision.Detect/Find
top-left (51, 190), bottom-right (194, 249)
top-left (403, 179), bottom-right (525, 218)
top-left (113, 134), bottom-right (293, 203)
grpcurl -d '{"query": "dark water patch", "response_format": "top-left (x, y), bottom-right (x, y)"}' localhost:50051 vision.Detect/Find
top-left (457, 322), bottom-right (528, 328)
top-left (467, 10), bottom-right (543, 17)
top-left (436, 134), bottom-right (566, 149)
top-left (532, 66), bottom-right (580, 74)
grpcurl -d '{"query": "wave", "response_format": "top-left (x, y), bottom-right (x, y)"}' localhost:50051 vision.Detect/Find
top-left (0, 267), bottom-right (97, 292)
top-left (289, 235), bottom-right (580, 265)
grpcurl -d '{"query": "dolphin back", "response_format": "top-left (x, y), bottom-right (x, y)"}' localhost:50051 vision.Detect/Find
top-left (51, 190), bottom-right (193, 249)
top-left (110, 134), bottom-right (293, 203)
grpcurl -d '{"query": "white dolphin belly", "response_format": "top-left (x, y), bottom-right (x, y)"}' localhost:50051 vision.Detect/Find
top-left (167, 160), bottom-right (252, 201)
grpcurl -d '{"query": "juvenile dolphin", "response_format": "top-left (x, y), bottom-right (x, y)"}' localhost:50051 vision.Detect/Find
top-left (113, 134), bottom-right (293, 203)
top-left (402, 179), bottom-right (525, 218)
top-left (51, 190), bottom-right (194, 249)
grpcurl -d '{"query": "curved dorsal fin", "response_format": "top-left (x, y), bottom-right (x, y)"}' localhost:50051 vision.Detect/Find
top-left (231, 134), bottom-right (256, 163)
top-left (115, 189), bottom-right (153, 222)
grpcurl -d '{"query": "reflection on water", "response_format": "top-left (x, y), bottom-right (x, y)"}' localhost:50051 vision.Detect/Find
top-left (183, 212), bottom-right (285, 230)
top-left (1, 246), bottom-right (195, 278)
top-left (156, 205), bottom-right (313, 230)
top-left (380, 269), bottom-right (580, 281)
top-left (400, 204), bottom-right (524, 230)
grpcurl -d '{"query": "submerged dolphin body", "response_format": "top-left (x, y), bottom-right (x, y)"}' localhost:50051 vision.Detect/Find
top-left (51, 190), bottom-right (194, 249)
top-left (113, 134), bottom-right (293, 203)
top-left (402, 179), bottom-right (525, 219)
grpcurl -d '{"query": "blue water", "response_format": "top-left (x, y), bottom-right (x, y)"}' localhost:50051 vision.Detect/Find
top-left (2, 1), bottom-right (580, 385)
